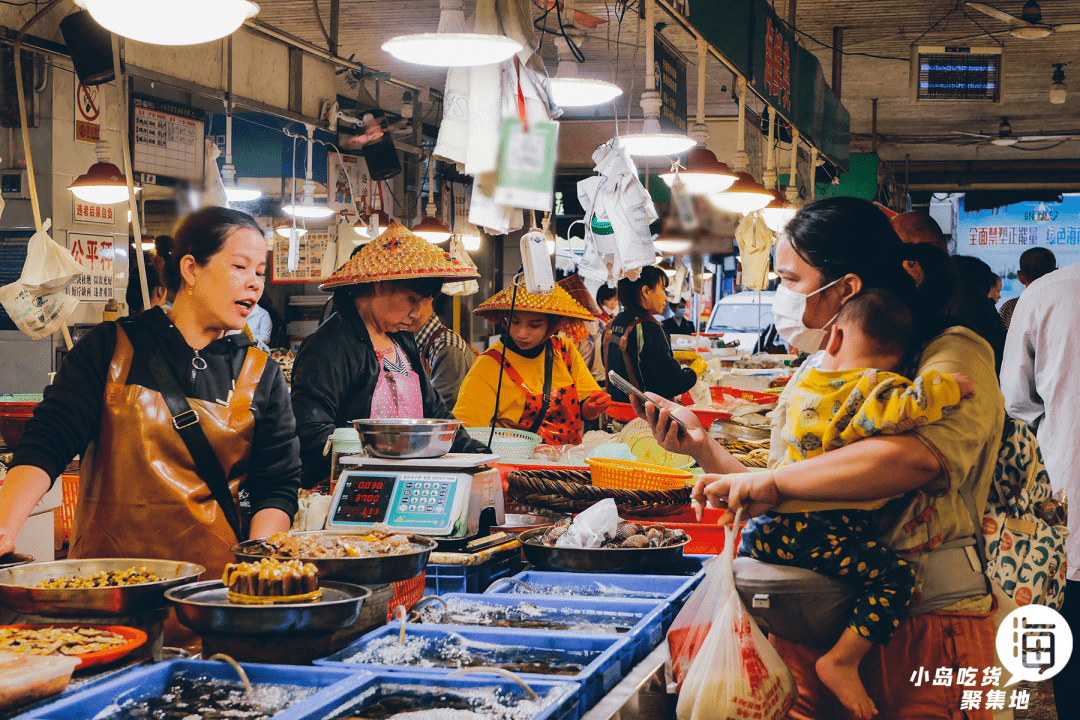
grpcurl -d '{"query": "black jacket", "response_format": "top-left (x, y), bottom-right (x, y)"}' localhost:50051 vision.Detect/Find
top-left (290, 294), bottom-right (486, 488)
top-left (606, 311), bottom-right (697, 403)
top-left (11, 308), bottom-right (300, 519)
top-left (662, 316), bottom-right (696, 336)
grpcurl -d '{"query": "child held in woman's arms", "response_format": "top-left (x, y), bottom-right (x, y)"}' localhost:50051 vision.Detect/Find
top-left (738, 288), bottom-right (975, 719)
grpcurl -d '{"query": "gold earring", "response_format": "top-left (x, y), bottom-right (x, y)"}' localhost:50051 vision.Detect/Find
top-left (188, 285), bottom-right (194, 296)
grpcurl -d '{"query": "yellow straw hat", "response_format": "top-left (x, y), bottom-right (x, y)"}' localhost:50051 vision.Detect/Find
top-left (474, 282), bottom-right (595, 343)
top-left (320, 222), bottom-right (480, 291)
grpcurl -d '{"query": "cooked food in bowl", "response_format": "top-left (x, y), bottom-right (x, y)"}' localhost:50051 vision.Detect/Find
top-left (34, 567), bottom-right (160, 589)
top-left (222, 559), bottom-right (321, 604)
top-left (0, 626), bottom-right (126, 656)
top-left (248, 527), bottom-right (425, 559)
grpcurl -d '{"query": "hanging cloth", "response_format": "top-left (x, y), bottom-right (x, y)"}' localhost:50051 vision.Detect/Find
top-left (736, 211), bottom-right (775, 291)
top-left (371, 342), bottom-right (425, 419)
top-left (70, 327), bottom-right (265, 578)
top-left (482, 338), bottom-right (583, 445)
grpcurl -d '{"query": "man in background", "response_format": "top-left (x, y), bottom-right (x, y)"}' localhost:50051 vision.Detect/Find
top-left (662, 299), bottom-right (696, 336)
top-left (409, 292), bottom-right (475, 410)
top-left (999, 247), bottom-right (1056, 333)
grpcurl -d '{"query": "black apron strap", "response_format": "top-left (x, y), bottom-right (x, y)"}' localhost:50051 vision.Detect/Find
top-left (527, 342), bottom-right (555, 434)
top-left (128, 330), bottom-right (244, 541)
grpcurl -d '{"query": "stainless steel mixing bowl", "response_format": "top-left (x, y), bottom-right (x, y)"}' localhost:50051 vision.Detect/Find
top-left (351, 418), bottom-right (461, 459)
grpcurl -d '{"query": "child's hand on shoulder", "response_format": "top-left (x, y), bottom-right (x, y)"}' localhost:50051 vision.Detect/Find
top-left (949, 372), bottom-right (976, 400)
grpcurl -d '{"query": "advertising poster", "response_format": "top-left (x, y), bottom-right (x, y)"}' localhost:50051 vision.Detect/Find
top-left (67, 232), bottom-right (115, 301)
top-left (957, 195), bottom-right (1080, 305)
top-left (327, 150), bottom-right (370, 214)
top-left (271, 229), bottom-right (332, 284)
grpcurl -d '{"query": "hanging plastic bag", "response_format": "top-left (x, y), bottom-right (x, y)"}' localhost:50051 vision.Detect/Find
top-left (668, 511), bottom-right (798, 720)
top-left (442, 237), bottom-right (480, 296)
top-left (200, 139), bottom-right (230, 209)
top-left (0, 219), bottom-right (83, 340)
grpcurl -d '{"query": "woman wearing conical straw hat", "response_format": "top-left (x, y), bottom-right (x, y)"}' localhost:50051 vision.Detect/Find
top-left (290, 223), bottom-right (488, 488)
top-left (453, 281), bottom-right (612, 446)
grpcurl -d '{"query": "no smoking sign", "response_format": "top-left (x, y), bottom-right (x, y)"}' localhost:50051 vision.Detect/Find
top-left (75, 83), bottom-right (100, 144)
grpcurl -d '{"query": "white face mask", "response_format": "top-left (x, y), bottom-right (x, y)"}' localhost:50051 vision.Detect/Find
top-left (772, 277), bottom-right (843, 353)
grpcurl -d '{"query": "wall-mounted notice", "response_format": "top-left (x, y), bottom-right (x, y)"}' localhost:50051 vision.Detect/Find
top-left (75, 82), bottom-right (100, 144)
top-left (67, 232), bottom-right (115, 301)
top-left (130, 93), bottom-right (205, 186)
top-left (271, 229), bottom-right (331, 284)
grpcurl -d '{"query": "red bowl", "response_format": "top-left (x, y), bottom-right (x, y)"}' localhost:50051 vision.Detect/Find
top-left (1, 624), bottom-right (148, 669)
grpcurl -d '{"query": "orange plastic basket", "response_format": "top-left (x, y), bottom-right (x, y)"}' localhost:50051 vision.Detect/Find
top-left (387, 572), bottom-right (426, 621)
top-left (60, 474), bottom-right (79, 544)
top-left (585, 458), bottom-right (693, 491)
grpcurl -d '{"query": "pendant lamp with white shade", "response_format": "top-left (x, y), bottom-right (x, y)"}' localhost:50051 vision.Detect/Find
top-left (411, 156), bottom-right (452, 243)
top-left (74, 0), bottom-right (258, 46)
top-left (383, 0), bottom-right (522, 68)
top-left (548, 34), bottom-right (623, 108)
top-left (618, 1), bottom-right (695, 157)
top-left (282, 125), bottom-right (334, 220)
top-left (708, 173), bottom-right (773, 215)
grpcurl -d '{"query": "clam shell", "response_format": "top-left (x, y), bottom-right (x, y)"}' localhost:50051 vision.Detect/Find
top-left (615, 522), bottom-right (643, 541)
top-left (621, 535), bottom-right (650, 549)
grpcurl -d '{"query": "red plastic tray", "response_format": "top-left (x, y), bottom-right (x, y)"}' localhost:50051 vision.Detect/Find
top-left (1, 625), bottom-right (147, 669)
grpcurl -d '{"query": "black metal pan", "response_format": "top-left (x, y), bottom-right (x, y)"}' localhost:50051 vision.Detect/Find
top-left (517, 527), bottom-right (690, 573)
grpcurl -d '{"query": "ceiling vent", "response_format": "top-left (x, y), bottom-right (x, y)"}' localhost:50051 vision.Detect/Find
top-left (910, 45), bottom-right (1002, 102)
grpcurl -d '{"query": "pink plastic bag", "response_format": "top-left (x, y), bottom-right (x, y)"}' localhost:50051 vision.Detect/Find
top-left (667, 513), bottom-right (797, 720)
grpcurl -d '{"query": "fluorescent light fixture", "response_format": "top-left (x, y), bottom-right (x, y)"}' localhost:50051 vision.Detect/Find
top-left (382, 0), bottom-right (520, 67)
top-left (68, 140), bottom-right (139, 204)
top-left (659, 147), bottom-right (738, 194)
top-left (77, 0), bottom-right (258, 46)
top-left (411, 215), bottom-right (452, 243)
top-left (708, 173), bottom-right (773, 215)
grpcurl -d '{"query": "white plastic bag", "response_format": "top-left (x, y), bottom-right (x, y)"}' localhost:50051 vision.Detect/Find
top-left (669, 513), bottom-right (797, 720)
top-left (0, 220), bottom-right (82, 340)
top-left (554, 498), bottom-right (619, 548)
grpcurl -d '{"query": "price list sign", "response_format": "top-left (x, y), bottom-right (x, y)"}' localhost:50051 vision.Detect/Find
top-left (130, 93), bottom-right (205, 186)
top-left (271, 230), bottom-right (331, 284)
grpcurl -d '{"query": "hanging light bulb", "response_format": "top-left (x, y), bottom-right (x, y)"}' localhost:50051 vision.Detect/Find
top-left (618, 2), bottom-right (695, 157)
top-left (461, 224), bottom-right (482, 252)
top-left (282, 125), bottom-right (334, 219)
top-left (68, 139), bottom-right (139, 204)
top-left (548, 35), bottom-right (623, 107)
top-left (760, 190), bottom-right (798, 233)
top-left (1050, 63), bottom-right (1067, 104)
top-left (75, 0), bottom-right (258, 46)
top-left (708, 173), bottom-right (773, 215)
top-left (659, 148), bottom-right (738, 194)
top-left (383, 0), bottom-right (522, 67)
top-left (410, 155), bottom-right (453, 243)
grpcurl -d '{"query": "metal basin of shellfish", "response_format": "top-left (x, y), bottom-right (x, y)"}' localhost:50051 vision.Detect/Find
top-left (518, 522), bottom-right (691, 573)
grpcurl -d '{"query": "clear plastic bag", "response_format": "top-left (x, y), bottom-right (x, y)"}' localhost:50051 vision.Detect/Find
top-left (668, 513), bottom-right (798, 720)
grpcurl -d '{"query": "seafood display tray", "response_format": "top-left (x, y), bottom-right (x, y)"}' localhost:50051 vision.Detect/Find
top-left (314, 624), bottom-right (630, 717)
top-left (20, 659), bottom-right (369, 720)
top-left (417, 593), bottom-right (668, 670)
top-left (424, 552), bottom-right (525, 596)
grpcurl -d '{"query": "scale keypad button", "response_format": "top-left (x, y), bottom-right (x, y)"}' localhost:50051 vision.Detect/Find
top-left (398, 504), bottom-right (408, 512)
top-left (439, 490), bottom-right (447, 497)
top-left (409, 504), bottom-right (417, 511)
top-left (405, 482), bottom-right (413, 487)
top-left (402, 489), bottom-right (411, 496)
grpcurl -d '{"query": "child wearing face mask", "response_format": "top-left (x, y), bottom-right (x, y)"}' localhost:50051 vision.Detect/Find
top-left (738, 288), bottom-right (975, 719)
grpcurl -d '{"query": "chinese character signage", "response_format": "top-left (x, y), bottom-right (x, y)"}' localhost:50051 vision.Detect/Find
top-left (75, 82), bottom-right (100, 144)
top-left (654, 34), bottom-right (687, 134)
top-left (130, 93), bottom-right (206, 186)
top-left (762, 16), bottom-right (793, 112)
top-left (957, 196), bottom-right (1080, 305)
top-left (67, 232), bottom-right (115, 301)
top-left (272, 229), bottom-right (331, 284)
top-left (73, 198), bottom-right (116, 225)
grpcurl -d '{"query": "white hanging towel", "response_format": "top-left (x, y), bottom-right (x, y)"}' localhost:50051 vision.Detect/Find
top-left (577, 140), bottom-right (658, 283)
top-left (736, 211), bottom-right (774, 291)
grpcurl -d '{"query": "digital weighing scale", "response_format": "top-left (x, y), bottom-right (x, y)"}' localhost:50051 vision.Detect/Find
top-left (329, 453), bottom-right (504, 539)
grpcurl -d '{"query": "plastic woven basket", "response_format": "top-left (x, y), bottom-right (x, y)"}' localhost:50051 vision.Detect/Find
top-left (586, 458), bottom-right (693, 491)
top-left (465, 427), bottom-right (542, 459)
top-left (507, 468), bottom-right (690, 516)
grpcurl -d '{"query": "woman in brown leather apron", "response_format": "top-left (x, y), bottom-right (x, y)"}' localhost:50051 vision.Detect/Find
top-left (453, 281), bottom-right (611, 445)
top-left (0, 207), bottom-right (301, 579)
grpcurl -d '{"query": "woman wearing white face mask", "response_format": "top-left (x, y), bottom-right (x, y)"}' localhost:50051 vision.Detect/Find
top-left (633, 197), bottom-right (1004, 720)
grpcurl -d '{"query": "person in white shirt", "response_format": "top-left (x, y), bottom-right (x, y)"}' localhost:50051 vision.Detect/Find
top-left (999, 261), bottom-right (1077, 717)
top-left (246, 302), bottom-right (272, 351)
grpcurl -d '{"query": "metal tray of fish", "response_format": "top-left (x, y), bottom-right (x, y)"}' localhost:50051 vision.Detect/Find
top-left (517, 527), bottom-right (690, 574)
top-left (230, 531), bottom-right (437, 584)
top-left (709, 417), bottom-right (771, 442)
top-left (0, 559), bottom-right (205, 616)
top-left (165, 580), bottom-right (371, 635)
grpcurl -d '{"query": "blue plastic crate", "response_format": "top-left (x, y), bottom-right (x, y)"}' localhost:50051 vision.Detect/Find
top-left (22, 660), bottom-right (368, 720)
top-left (307, 670), bottom-right (581, 720)
top-left (314, 624), bottom-right (629, 716)
top-left (418, 593), bottom-right (666, 672)
top-left (424, 551), bottom-right (525, 595)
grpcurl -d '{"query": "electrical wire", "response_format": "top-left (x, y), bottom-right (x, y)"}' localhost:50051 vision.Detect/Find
top-left (312, 0), bottom-right (334, 53)
top-left (487, 274), bottom-right (523, 450)
top-left (773, 17), bottom-right (909, 61)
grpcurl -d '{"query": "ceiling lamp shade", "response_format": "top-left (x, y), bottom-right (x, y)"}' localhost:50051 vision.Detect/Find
top-left (1050, 63), bottom-right (1067, 104)
top-left (221, 162), bottom-right (262, 202)
top-left (68, 140), bottom-right (138, 204)
top-left (760, 191), bottom-right (798, 233)
top-left (411, 215), bottom-right (453, 243)
top-left (548, 36), bottom-right (622, 107)
top-left (282, 179), bottom-right (334, 219)
top-left (659, 147), bottom-right (738, 194)
top-left (75, 0), bottom-right (259, 46)
top-left (620, 107), bottom-right (697, 157)
top-left (355, 209), bottom-right (391, 238)
top-left (708, 172), bottom-right (773, 215)
top-left (382, 0), bottom-right (521, 67)
top-left (653, 234), bottom-right (693, 254)
top-left (275, 221), bottom-right (306, 239)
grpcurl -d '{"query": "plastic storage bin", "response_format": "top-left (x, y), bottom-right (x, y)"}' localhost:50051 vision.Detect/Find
top-left (0, 652), bottom-right (80, 713)
top-left (314, 624), bottom-right (629, 716)
top-left (424, 552), bottom-right (525, 595)
top-left (465, 427), bottom-right (542, 459)
top-left (419, 593), bottom-right (667, 671)
top-left (485, 570), bottom-right (703, 628)
top-left (305, 670), bottom-right (582, 720)
top-left (21, 660), bottom-right (368, 720)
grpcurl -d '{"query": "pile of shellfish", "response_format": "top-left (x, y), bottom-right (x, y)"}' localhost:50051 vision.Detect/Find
top-left (536, 519), bottom-right (689, 548)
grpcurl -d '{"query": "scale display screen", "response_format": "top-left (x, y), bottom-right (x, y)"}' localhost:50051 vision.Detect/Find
top-left (332, 474), bottom-right (395, 523)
